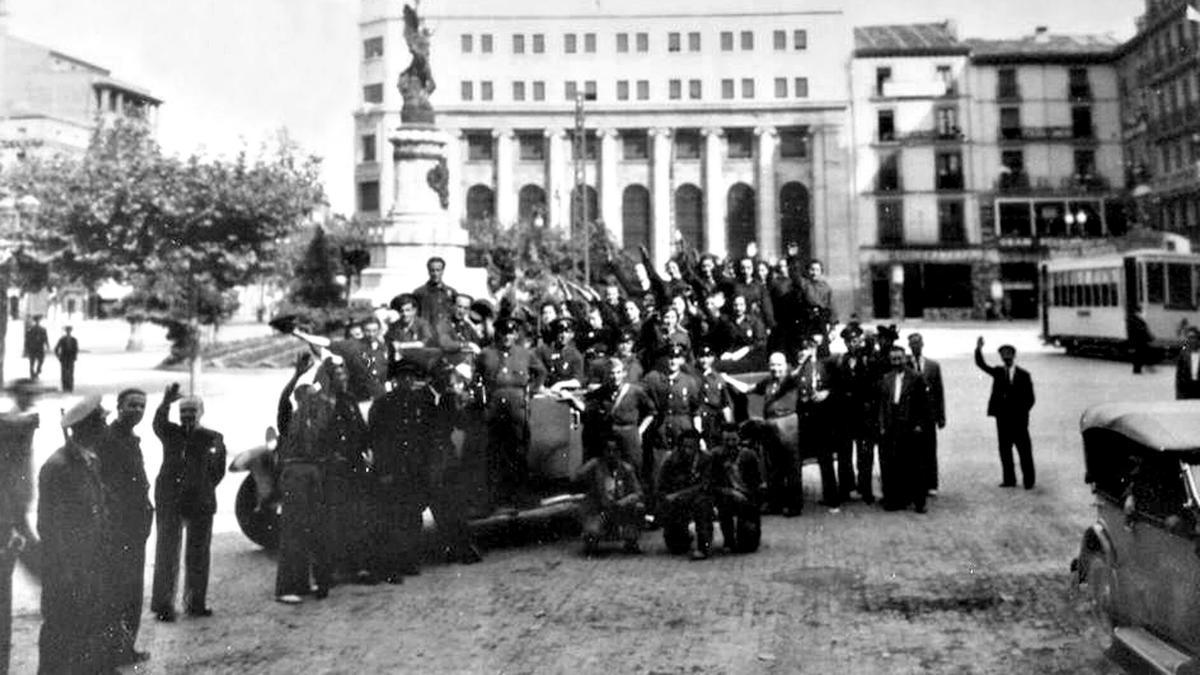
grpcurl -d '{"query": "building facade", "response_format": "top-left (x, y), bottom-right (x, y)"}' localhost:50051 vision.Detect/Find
top-left (355, 0), bottom-right (858, 312)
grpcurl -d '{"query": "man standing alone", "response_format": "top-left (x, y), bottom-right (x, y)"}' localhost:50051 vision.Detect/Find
top-left (907, 333), bottom-right (945, 495)
top-left (974, 337), bottom-right (1036, 490)
top-left (53, 326), bottom-right (79, 393)
top-left (23, 316), bottom-right (49, 380)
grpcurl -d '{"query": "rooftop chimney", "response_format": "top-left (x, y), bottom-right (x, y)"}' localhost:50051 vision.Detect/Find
top-left (1033, 26), bottom-right (1050, 43)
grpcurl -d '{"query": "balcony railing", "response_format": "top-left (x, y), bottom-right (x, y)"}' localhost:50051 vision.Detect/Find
top-left (996, 88), bottom-right (1021, 101)
top-left (997, 126), bottom-right (1095, 142)
top-left (936, 173), bottom-right (965, 191)
top-left (875, 177), bottom-right (903, 193)
top-left (1062, 174), bottom-right (1110, 193)
top-left (1068, 85), bottom-right (1093, 101)
top-left (996, 172), bottom-right (1031, 192)
top-left (993, 173), bottom-right (1112, 194)
top-left (898, 128), bottom-right (965, 144)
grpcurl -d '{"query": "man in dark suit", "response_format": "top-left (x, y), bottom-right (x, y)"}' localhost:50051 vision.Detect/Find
top-left (411, 256), bottom-right (458, 326)
top-left (877, 346), bottom-right (931, 513)
top-left (1175, 327), bottom-right (1200, 399)
top-left (907, 333), bottom-right (945, 495)
top-left (53, 325), bottom-right (79, 392)
top-left (23, 315), bottom-right (49, 380)
top-left (150, 385), bottom-right (226, 622)
top-left (974, 337), bottom-right (1036, 489)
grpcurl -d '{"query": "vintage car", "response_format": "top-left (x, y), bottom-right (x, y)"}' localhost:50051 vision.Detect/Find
top-left (1073, 401), bottom-right (1200, 674)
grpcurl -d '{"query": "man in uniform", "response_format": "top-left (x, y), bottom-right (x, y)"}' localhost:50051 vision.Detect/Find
top-left (724, 352), bottom-right (802, 516)
top-left (1, 380), bottom-right (38, 674)
top-left (643, 344), bottom-right (702, 516)
top-left (581, 358), bottom-right (657, 468)
top-left (475, 317), bottom-right (545, 510)
top-left (318, 358), bottom-right (371, 582)
top-left (907, 333), bottom-right (945, 496)
top-left (710, 424), bottom-right (763, 554)
top-left (536, 318), bottom-right (584, 391)
top-left (97, 388), bottom-right (153, 666)
top-left (795, 336), bottom-right (838, 509)
top-left (53, 326), bottom-right (79, 393)
top-left (38, 396), bottom-right (109, 674)
top-left (826, 323), bottom-right (878, 504)
top-left (386, 293), bottom-right (435, 368)
top-left (357, 317), bottom-right (390, 401)
top-left (574, 436), bottom-right (645, 555)
top-left (23, 315), bottom-right (49, 380)
top-left (657, 430), bottom-right (714, 560)
top-left (150, 385), bottom-right (226, 621)
top-left (411, 256), bottom-right (458, 326)
top-left (695, 344), bottom-right (732, 450)
top-left (436, 293), bottom-right (486, 367)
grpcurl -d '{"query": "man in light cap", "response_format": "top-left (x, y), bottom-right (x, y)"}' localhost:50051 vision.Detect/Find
top-left (151, 384), bottom-right (226, 621)
top-left (1, 379), bottom-right (39, 674)
top-left (975, 337), bottom-right (1036, 489)
top-left (38, 396), bottom-right (109, 674)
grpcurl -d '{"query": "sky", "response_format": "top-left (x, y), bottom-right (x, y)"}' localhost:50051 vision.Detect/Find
top-left (4, 0), bottom-right (1143, 214)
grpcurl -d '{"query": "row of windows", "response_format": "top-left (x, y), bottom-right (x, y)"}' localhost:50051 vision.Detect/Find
top-left (996, 199), bottom-right (1108, 238)
top-left (994, 66), bottom-right (1092, 100)
top-left (875, 199), bottom-right (967, 246)
top-left (876, 152), bottom-right (965, 192)
top-left (459, 127), bottom-right (811, 163)
top-left (1047, 269), bottom-right (1121, 308)
top-left (460, 29), bottom-right (809, 55)
top-left (876, 107), bottom-right (961, 142)
top-left (456, 77), bottom-right (810, 102)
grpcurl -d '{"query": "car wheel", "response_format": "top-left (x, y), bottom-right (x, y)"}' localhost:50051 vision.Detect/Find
top-left (235, 474), bottom-right (280, 550)
top-left (1084, 553), bottom-right (1117, 647)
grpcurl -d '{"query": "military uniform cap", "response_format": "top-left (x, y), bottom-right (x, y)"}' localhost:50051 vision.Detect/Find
top-left (695, 343), bottom-right (716, 358)
top-left (876, 324), bottom-right (899, 340)
top-left (61, 395), bottom-right (104, 429)
top-left (840, 323), bottom-right (863, 340)
top-left (495, 316), bottom-right (523, 334)
top-left (667, 343), bottom-right (689, 358)
top-left (550, 317), bottom-right (577, 334)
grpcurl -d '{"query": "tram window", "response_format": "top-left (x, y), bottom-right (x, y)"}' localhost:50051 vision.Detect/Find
top-left (1146, 263), bottom-right (1165, 304)
top-left (1167, 263), bottom-right (1195, 309)
top-left (1110, 282), bottom-right (1119, 307)
top-left (1099, 283), bottom-right (1110, 306)
top-left (1085, 284), bottom-right (1095, 307)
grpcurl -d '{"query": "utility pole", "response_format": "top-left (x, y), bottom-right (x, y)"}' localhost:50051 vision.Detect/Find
top-left (574, 91), bottom-right (596, 284)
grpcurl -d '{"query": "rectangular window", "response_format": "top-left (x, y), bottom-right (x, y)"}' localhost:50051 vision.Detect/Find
top-left (513, 81), bottom-right (526, 101)
top-left (461, 34), bottom-right (473, 53)
top-left (363, 37), bottom-right (384, 59)
top-left (570, 130), bottom-right (598, 160)
top-left (727, 129), bottom-right (753, 159)
top-left (1146, 262), bottom-right (1165, 304)
top-left (533, 81), bottom-right (546, 101)
top-left (936, 152), bottom-right (964, 190)
top-left (636, 32), bottom-right (649, 52)
top-left (675, 130), bottom-right (702, 159)
top-left (998, 202), bottom-right (1032, 236)
top-left (721, 31), bottom-right (734, 51)
top-left (741, 78), bottom-right (755, 98)
top-left (877, 200), bottom-right (904, 245)
top-left (773, 30), bottom-right (787, 50)
top-left (358, 180), bottom-right (380, 213)
top-left (877, 109), bottom-right (895, 142)
top-left (779, 127), bottom-right (808, 158)
top-left (363, 83), bottom-right (384, 104)
top-left (794, 77), bottom-right (809, 98)
top-left (689, 79), bottom-right (702, 99)
top-left (936, 107), bottom-right (959, 137)
top-left (721, 79), bottom-right (735, 99)
top-left (1168, 263), bottom-right (1195, 309)
top-left (584, 33), bottom-right (596, 53)
top-left (876, 67), bottom-right (892, 96)
top-left (669, 79), bottom-right (682, 100)
top-left (877, 153), bottom-right (900, 191)
top-left (1000, 106), bottom-right (1021, 139)
top-left (361, 134), bottom-right (376, 163)
top-left (637, 80), bottom-right (650, 100)
top-left (741, 30), bottom-right (754, 50)
top-left (998, 68), bottom-right (1019, 99)
top-left (513, 34), bottom-right (525, 54)
top-left (1074, 149), bottom-right (1097, 178)
top-left (617, 33), bottom-right (629, 52)
top-left (460, 81), bottom-right (474, 101)
top-left (617, 80), bottom-right (630, 101)
top-left (668, 32), bottom-right (681, 52)
top-left (480, 81), bottom-right (493, 101)
top-left (623, 130), bottom-right (649, 159)
top-left (775, 78), bottom-right (787, 98)
top-left (565, 33), bottom-right (577, 53)
top-left (938, 200), bottom-right (966, 244)
top-left (688, 32), bottom-right (701, 51)
top-left (793, 29), bottom-right (807, 50)
top-left (533, 34), bottom-right (545, 53)
top-left (1069, 67), bottom-right (1091, 99)
top-left (481, 34), bottom-right (493, 53)
top-left (466, 132), bottom-right (494, 161)
top-left (565, 81), bottom-right (578, 100)
top-left (1072, 106), bottom-right (1093, 139)
top-left (1000, 150), bottom-right (1026, 188)
top-left (584, 80), bottom-right (597, 99)
top-left (518, 132), bottom-right (545, 161)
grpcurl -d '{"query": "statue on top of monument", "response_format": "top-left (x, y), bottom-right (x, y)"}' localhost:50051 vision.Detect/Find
top-left (398, 1), bottom-right (436, 124)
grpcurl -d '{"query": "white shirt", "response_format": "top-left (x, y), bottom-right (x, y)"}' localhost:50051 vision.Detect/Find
top-left (1191, 351), bottom-right (1200, 380)
top-left (892, 373), bottom-right (903, 404)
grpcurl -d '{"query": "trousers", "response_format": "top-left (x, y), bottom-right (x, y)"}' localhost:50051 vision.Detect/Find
top-left (275, 463), bottom-right (331, 597)
top-left (150, 507), bottom-right (214, 614)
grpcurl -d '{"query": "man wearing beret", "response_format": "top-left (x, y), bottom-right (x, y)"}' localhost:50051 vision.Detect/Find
top-left (975, 337), bottom-right (1036, 489)
top-left (1, 380), bottom-right (38, 674)
top-left (38, 396), bottom-right (109, 674)
top-left (150, 385), bottom-right (226, 622)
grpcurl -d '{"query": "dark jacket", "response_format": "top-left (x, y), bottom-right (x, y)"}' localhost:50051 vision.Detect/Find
top-left (1176, 348), bottom-right (1200, 400)
top-left (974, 347), bottom-right (1035, 421)
top-left (54, 335), bottom-right (79, 362)
top-left (911, 356), bottom-right (945, 427)
top-left (152, 402), bottom-right (226, 516)
top-left (877, 370), bottom-right (931, 436)
top-left (97, 424), bottom-right (153, 542)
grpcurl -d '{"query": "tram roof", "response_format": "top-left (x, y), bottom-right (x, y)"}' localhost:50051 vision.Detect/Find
top-left (1044, 249), bottom-right (1200, 271)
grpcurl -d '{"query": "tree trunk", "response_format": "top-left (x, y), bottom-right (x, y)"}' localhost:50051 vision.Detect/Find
top-left (188, 319), bottom-right (202, 395)
top-left (126, 319), bottom-right (145, 352)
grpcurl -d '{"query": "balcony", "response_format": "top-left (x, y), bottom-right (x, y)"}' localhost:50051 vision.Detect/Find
top-left (935, 173), bottom-right (965, 191)
top-left (874, 177), bottom-right (903, 193)
top-left (1062, 174), bottom-right (1110, 193)
top-left (996, 88), bottom-right (1021, 102)
top-left (996, 172), bottom-right (1030, 193)
top-left (1151, 162), bottom-right (1200, 192)
top-left (997, 126), bottom-right (1095, 143)
top-left (898, 128), bottom-right (965, 144)
top-left (993, 173), bottom-right (1112, 195)
top-left (1068, 85), bottom-right (1092, 101)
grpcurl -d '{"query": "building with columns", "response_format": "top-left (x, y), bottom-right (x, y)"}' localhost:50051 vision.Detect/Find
top-left (355, 0), bottom-right (857, 312)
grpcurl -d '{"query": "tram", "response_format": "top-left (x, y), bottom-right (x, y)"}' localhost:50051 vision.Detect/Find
top-left (1041, 248), bottom-right (1200, 356)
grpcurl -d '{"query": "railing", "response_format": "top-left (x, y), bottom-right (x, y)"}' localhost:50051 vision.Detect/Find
top-left (995, 173), bottom-right (1031, 192)
top-left (1061, 174), bottom-right (1110, 193)
top-left (1068, 86), bottom-right (1093, 101)
top-left (997, 126), bottom-right (1094, 142)
top-left (899, 128), bottom-right (965, 144)
top-left (875, 178), bottom-right (903, 193)
top-left (1152, 162), bottom-right (1200, 192)
top-left (996, 88), bottom-right (1021, 101)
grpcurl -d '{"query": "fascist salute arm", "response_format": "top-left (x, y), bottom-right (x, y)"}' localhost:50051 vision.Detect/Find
top-left (974, 336), bottom-right (996, 375)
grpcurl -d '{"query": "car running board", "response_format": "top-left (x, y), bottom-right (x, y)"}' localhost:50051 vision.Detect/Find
top-left (1113, 627), bottom-right (1199, 675)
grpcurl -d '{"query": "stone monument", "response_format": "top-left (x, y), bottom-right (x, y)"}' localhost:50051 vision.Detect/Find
top-left (354, 2), bottom-right (487, 305)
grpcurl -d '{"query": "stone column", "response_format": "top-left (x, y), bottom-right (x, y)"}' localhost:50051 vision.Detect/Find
top-left (599, 128), bottom-right (622, 245)
top-left (545, 128), bottom-right (568, 229)
top-left (493, 128), bottom-right (516, 226)
top-left (649, 127), bottom-right (673, 270)
top-left (444, 130), bottom-right (466, 228)
top-left (702, 127), bottom-right (726, 258)
top-left (754, 125), bottom-right (779, 259)
top-left (810, 125), bottom-right (827, 265)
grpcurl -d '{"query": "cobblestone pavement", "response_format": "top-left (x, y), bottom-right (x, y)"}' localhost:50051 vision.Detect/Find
top-left (4, 326), bottom-right (1164, 674)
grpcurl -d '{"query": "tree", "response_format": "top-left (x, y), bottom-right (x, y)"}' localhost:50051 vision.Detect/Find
top-left (289, 226), bottom-right (343, 308)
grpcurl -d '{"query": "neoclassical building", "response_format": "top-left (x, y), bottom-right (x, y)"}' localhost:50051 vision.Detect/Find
top-left (355, 0), bottom-right (857, 312)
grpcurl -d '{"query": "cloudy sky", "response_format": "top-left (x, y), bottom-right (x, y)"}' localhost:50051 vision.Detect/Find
top-left (5, 0), bottom-right (1141, 213)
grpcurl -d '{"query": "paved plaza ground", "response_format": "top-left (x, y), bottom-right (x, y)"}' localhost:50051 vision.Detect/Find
top-left (1, 318), bottom-right (1153, 673)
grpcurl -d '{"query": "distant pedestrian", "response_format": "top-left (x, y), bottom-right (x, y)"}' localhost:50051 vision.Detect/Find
top-left (1176, 327), bottom-right (1200, 399)
top-left (150, 385), bottom-right (226, 622)
top-left (1126, 308), bottom-right (1154, 375)
top-left (974, 337), bottom-right (1036, 490)
top-left (1, 379), bottom-right (39, 675)
top-left (23, 316), bottom-right (49, 380)
top-left (53, 326), bottom-right (79, 392)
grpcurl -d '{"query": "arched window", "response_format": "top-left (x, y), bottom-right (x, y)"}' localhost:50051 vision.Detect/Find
top-left (518, 184), bottom-right (547, 225)
top-left (726, 183), bottom-right (756, 259)
top-left (622, 184), bottom-right (651, 255)
top-left (674, 183), bottom-right (704, 251)
top-left (465, 184), bottom-right (496, 224)
top-left (779, 182), bottom-right (812, 261)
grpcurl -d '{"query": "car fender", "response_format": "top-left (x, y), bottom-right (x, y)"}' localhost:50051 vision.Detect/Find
top-left (1074, 523), bottom-right (1117, 585)
top-left (229, 443), bottom-right (272, 473)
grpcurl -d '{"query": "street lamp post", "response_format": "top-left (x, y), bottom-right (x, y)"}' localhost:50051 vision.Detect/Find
top-left (574, 92), bottom-right (596, 284)
top-left (0, 192), bottom-right (41, 386)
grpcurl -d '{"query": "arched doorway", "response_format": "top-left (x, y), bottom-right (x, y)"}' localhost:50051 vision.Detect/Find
top-left (779, 182), bottom-right (812, 261)
top-left (518, 184), bottom-right (547, 225)
top-left (465, 184), bottom-right (496, 224)
top-left (622, 184), bottom-right (651, 255)
top-left (726, 183), bottom-right (756, 260)
top-left (674, 183), bottom-right (704, 251)
top-left (570, 185), bottom-right (599, 230)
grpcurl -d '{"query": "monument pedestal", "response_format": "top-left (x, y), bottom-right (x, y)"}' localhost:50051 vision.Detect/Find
top-left (353, 125), bottom-right (487, 306)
